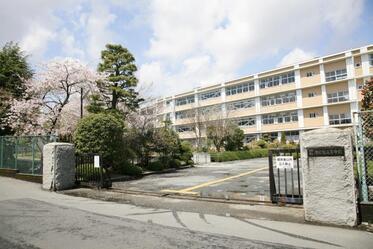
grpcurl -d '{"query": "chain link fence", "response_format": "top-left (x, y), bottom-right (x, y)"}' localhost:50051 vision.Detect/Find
top-left (0, 135), bottom-right (56, 175)
top-left (354, 111), bottom-right (373, 202)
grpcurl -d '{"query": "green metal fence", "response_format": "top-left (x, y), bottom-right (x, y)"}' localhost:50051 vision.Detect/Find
top-left (0, 135), bottom-right (57, 175)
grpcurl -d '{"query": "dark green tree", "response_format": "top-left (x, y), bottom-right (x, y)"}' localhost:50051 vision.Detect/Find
top-left (86, 94), bottom-right (106, 114)
top-left (0, 42), bottom-right (33, 135)
top-left (97, 44), bottom-right (143, 112)
top-left (224, 127), bottom-right (244, 151)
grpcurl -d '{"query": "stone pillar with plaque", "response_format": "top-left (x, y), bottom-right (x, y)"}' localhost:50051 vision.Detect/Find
top-left (300, 128), bottom-right (357, 226)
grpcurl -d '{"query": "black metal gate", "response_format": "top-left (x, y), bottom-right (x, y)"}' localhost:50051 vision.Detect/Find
top-left (75, 153), bottom-right (111, 188)
top-left (268, 148), bottom-right (302, 204)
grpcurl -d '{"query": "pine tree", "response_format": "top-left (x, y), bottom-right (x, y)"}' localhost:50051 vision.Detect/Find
top-left (97, 44), bottom-right (143, 112)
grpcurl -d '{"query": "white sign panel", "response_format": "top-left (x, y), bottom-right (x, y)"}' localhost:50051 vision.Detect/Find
top-left (94, 155), bottom-right (100, 168)
top-left (275, 156), bottom-right (294, 169)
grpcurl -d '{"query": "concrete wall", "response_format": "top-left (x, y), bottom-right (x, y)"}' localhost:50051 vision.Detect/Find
top-left (43, 143), bottom-right (75, 191)
top-left (300, 128), bottom-right (357, 226)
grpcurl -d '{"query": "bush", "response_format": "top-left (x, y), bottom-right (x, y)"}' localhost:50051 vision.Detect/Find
top-left (168, 158), bottom-right (182, 168)
top-left (178, 141), bottom-right (193, 163)
top-left (146, 161), bottom-right (165, 171)
top-left (210, 149), bottom-right (268, 162)
top-left (255, 139), bottom-right (267, 149)
top-left (74, 113), bottom-right (125, 170)
top-left (116, 164), bottom-right (143, 176)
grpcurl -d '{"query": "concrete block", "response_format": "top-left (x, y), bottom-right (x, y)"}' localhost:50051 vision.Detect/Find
top-left (300, 128), bottom-right (357, 226)
top-left (193, 152), bottom-right (211, 164)
top-left (43, 143), bottom-right (75, 191)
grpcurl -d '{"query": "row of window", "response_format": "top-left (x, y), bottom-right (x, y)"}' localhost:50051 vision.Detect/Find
top-left (327, 91), bottom-right (349, 103)
top-left (175, 96), bottom-right (194, 106)
top-left (370, 54), bottom-right (373, 66)
top-left (329, 113), bottom-right (351, 125)
top-left (261, 92), bottom-right (296, 107)
top-left (226, 82), bottom-right (254, 96)
top-left (259, 72), bottom-right (295, 89)
top-left (227, 99), bottom-right (255, 111)
top-left (199, 89), bottom-right (221, 101)
top-left (325, 69), bottom-right (347, 82)
top-left (262, 111), bottom-right (298, 125)
top-left (177, 126), bottom-right (194, 132)
top-left (236, 117), bottom-right (256, 127)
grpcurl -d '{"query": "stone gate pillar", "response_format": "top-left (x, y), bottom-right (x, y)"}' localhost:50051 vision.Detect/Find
top-left (42, 142), bottom-right (75, 191)
top-left (300, 128), bottom-right (357, 226)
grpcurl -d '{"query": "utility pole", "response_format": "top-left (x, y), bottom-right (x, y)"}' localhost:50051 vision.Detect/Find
top-left (80, 87), bottom-right (83, 119)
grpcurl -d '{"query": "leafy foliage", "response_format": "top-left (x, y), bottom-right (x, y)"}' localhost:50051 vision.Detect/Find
top-left (0, 42), bottom-right (32, 98)
top-left (74, 113), bottom-right (125, 170)
top-left (97, 44), bottom-right (143, 112)
top-left (0, 42), bottom-right (32, 135)
top-left (224, 126), bottom-right (244, 151)
top-left (362, 78), bottom-right (373, 110)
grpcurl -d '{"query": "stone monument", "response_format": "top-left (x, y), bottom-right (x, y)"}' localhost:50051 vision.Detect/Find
top-left (42, 142), bottom-right (75, 191)
top-left (300, 128), bottom-right (357, 226)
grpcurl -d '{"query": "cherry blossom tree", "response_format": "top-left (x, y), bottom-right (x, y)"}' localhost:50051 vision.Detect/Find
top-left (7, 58), bottom-right (101, 135)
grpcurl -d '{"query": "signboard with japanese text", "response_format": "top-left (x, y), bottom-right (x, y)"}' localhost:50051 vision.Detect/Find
top-left (275, 156), bottom-right (294, 169)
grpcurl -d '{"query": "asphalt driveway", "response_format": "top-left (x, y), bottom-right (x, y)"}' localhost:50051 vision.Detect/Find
top-left (113, 158), bottom-right (272, 201)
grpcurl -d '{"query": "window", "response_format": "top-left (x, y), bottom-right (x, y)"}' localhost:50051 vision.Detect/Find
top-left (329, 113), bottom-right (351, 125)
top-left (175, 111), bottom-right (191, 120)
top-left (357, 83), bottom-right (364, 90)
top-left (177, 126), bottom-right (193, 132)
top-left (227, 99), bottom-right (255, 110)
top-left (165, 113), bottom-right (171, 121)
top-left (236, 117), bottom-right (256, 127)
top-left (259, 71), bottom-right (295, 89)
top-left (308, 92), bottom-right (316, 98)
top-left (261, 92), bottom-right (296, 107)
top-left (306, 72), bottom-right (314, 77)
top-left (309, 112), bottom-right (317, 118)
top-left (327, 91), bottom-right (349, 103)
top-left (285, 131), bottom-right (299, 142)
top-left (175, 95), bottom-right (194, 106)
top-left (355, 62), bottom-right (361, 67)
top-left (226, 82), bottom-right (254, 96)
top-left (262, 111), bottom-right (298, 125)
top-left (370, 54), bottom-right (373, 66)
top-left (199, 89), bottom-right (221, 100)
top-left (325, 68), bottom-right (347, 82)
top-left (262, 114), bottom-right (276, 124)
top-left (166, 100), bottom-right (172, 106)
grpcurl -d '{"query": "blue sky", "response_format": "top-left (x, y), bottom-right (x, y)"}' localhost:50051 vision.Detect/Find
top-left (0, 0), bottom-right (372, 98)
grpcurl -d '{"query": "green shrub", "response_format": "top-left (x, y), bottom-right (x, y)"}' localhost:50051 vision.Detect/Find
top-left (116, 164), bottom-right (143, 176)
top-left (210, 149), bottom-right (268, 162)
top-left (168, 158), bottom-right (182, 168)
top-left (255, 139), bottom-right (267, 148)
top-left (146, 161), bottom-right (165, 171)
top-left (179, 141), bottom-right (193, 163)
top-left (186, 159), bottom-right (194, 165)
top-left (74, 113), bottom-right (125, 170)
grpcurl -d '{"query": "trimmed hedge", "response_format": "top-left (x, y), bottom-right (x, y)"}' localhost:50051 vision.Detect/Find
top-left (210, 149), bottom-right (268, 162)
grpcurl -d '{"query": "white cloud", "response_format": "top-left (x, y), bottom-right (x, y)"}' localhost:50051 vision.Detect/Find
top-left (85, 1), bottom-right (117, 63)
top-left (139, 0), bottom-right (364, 96)
top-left (278, 48), bottom-right (316, 67)
top-left (20, 24), bottom-right (56, 57)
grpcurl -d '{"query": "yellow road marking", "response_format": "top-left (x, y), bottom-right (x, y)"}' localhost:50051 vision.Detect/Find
top-left (161, 166), bottom-right (267, 195)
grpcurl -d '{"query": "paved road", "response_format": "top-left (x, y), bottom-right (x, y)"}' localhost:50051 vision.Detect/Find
top-left (113, 158), bottom-right (274, 201)
top-left (1, 177), bottom-right (373, 249)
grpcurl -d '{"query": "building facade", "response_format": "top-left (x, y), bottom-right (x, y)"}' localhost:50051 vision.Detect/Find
top-left (145, 44), bottom-right (373, 144)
